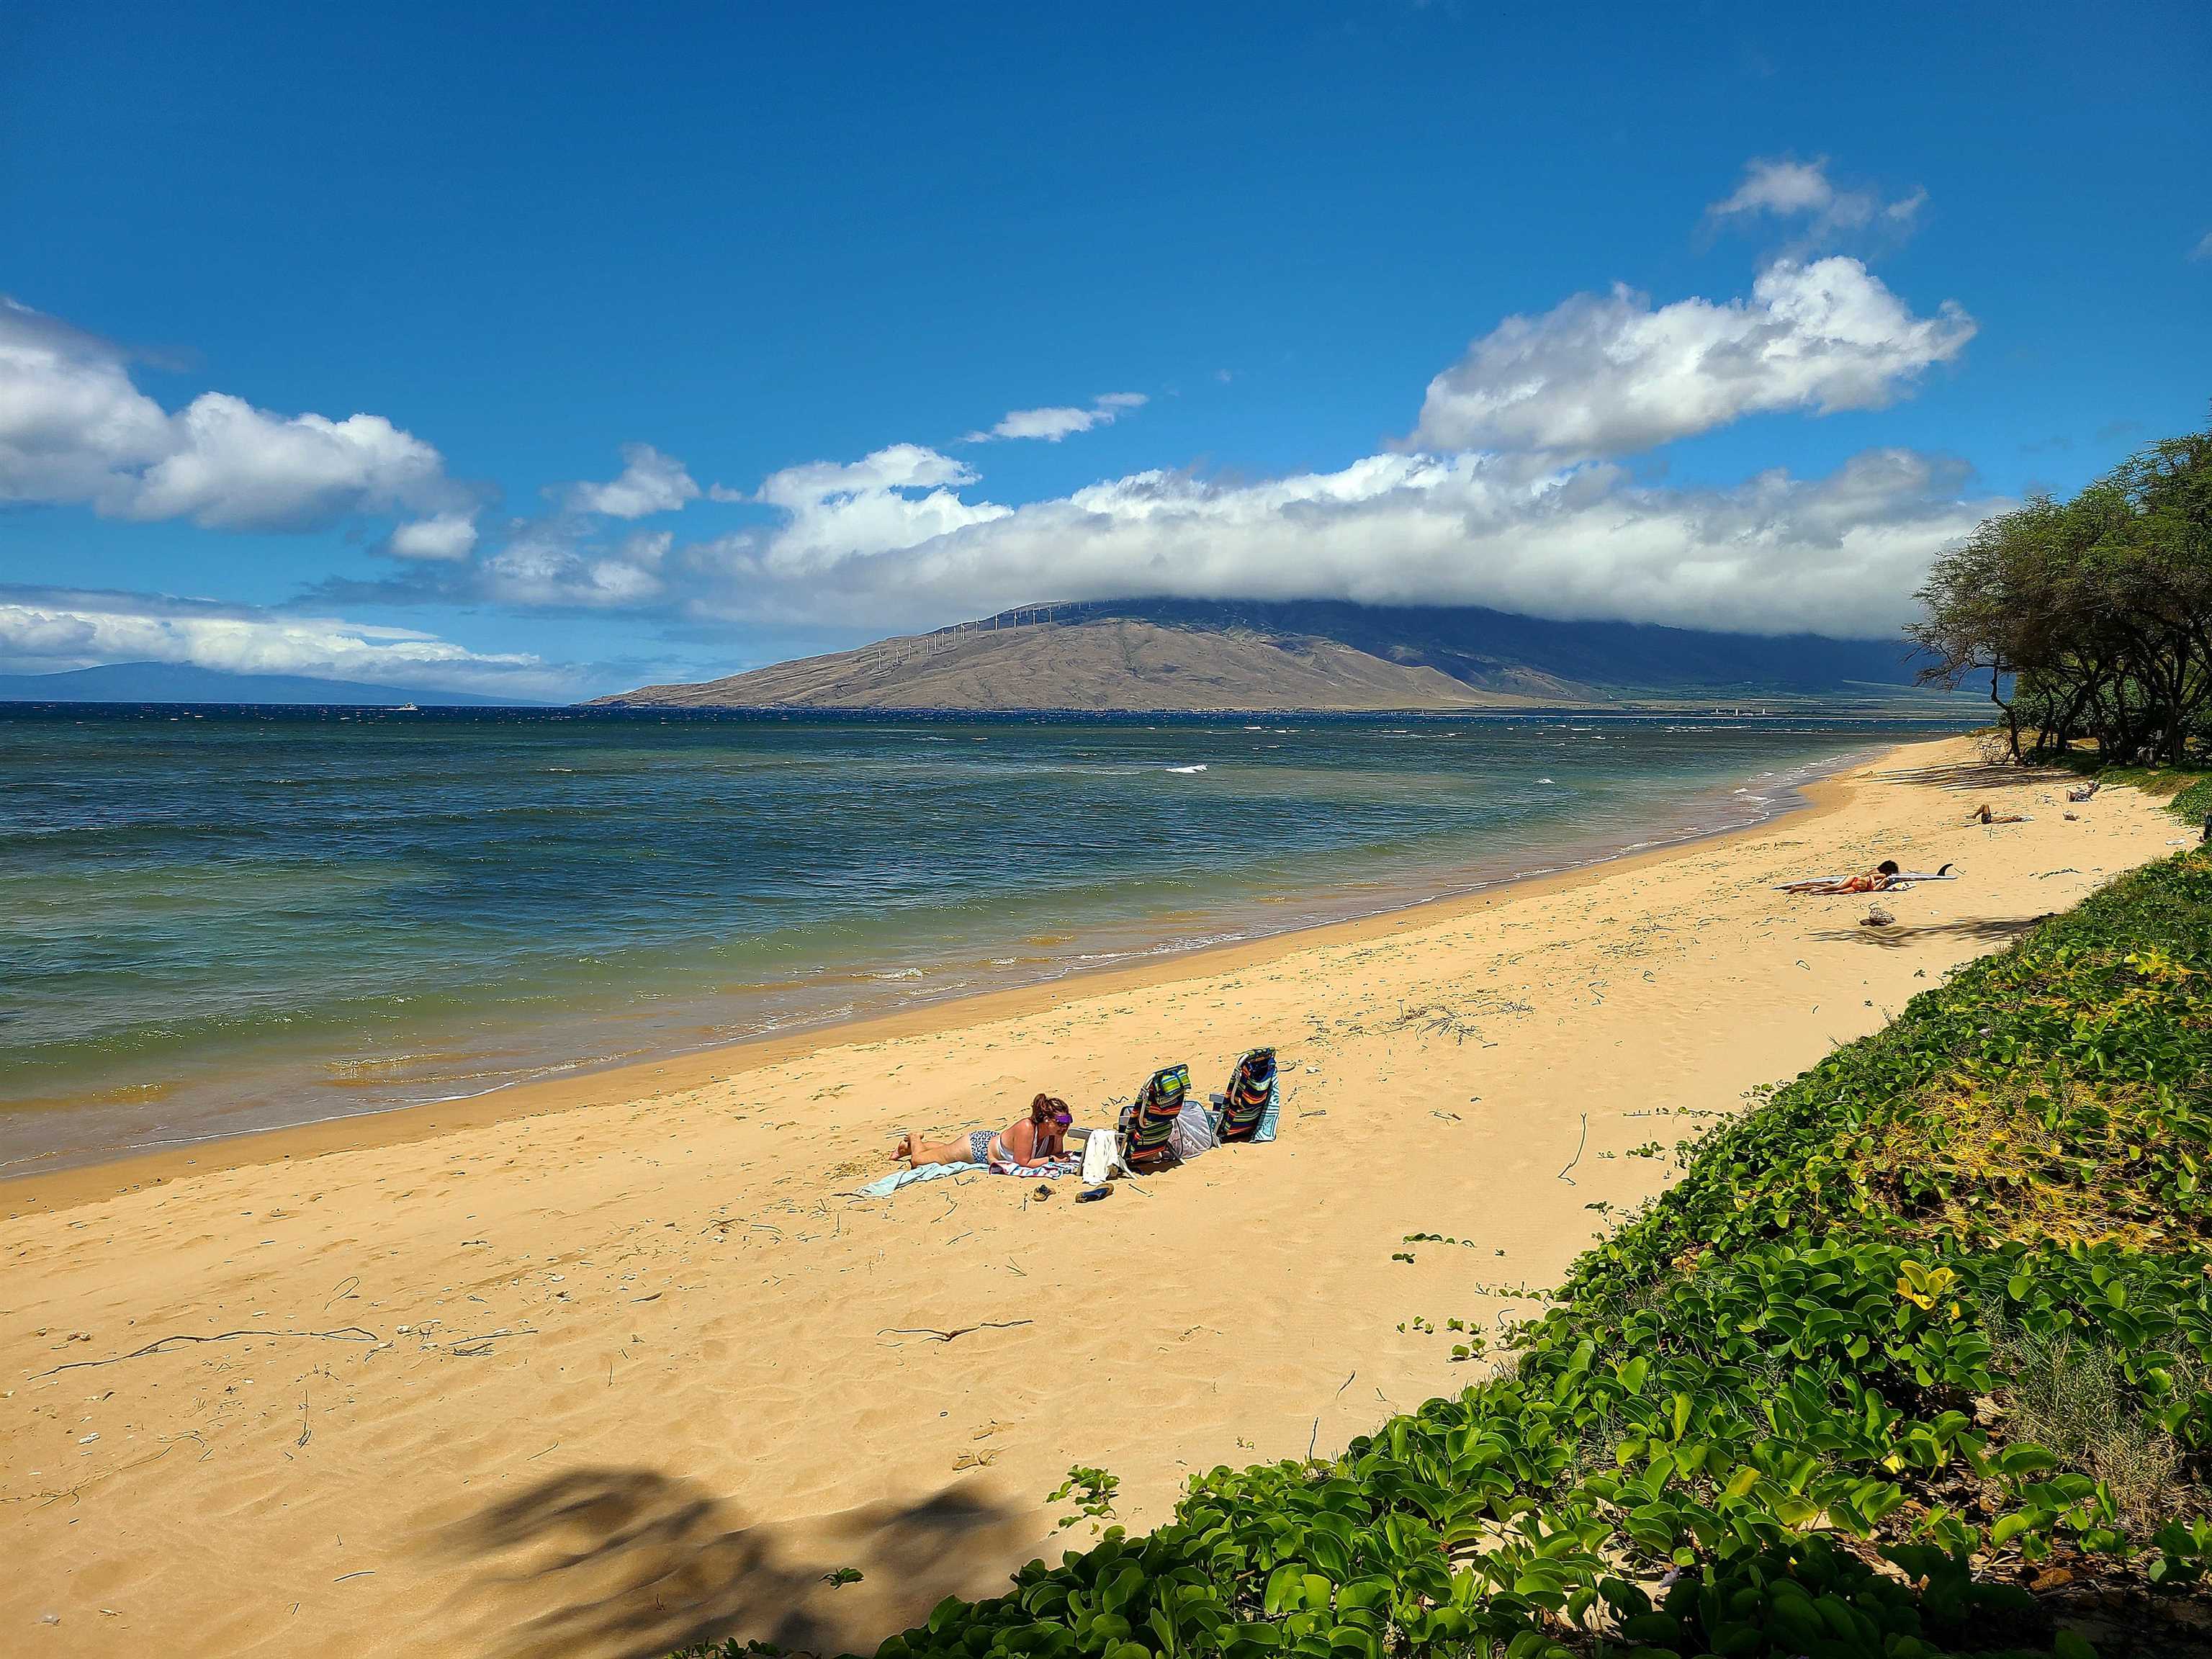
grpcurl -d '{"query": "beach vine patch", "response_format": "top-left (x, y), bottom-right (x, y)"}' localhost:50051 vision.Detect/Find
top-left (678, 830), bottom-right (2212, 1658)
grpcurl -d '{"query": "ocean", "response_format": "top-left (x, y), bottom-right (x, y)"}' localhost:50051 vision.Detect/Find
top-left (0, 706), bottom-right (1959, 1174)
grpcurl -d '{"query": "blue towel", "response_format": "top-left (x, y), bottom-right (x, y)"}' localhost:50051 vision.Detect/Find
top-left (853, 1161), bottom-right (981, 1198)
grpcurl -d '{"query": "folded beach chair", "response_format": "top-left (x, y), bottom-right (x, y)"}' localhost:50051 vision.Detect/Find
top-left (1209, 1048), bottom-right (1278, 1143)
top-left (1117, 1063), bottom-right (1191, 1170)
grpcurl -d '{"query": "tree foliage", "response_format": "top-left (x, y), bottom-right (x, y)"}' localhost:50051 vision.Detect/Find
top-left (1912, 426), bottom-right (2212, 765)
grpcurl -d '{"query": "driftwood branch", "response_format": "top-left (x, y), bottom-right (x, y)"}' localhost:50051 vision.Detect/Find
top-left (32, 1327), bottom-right (379, 1380)
top-left (1556, 1114), bottom-right (1589, 1184)
top-left (879, 1320), bottom-right (1033, 1344)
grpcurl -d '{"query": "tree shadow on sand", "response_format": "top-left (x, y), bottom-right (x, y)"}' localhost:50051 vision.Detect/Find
top-left (1870, 760), bottom-right (2066, 793)
top-left (1804, 915), bottom-right (2048, 952)
top-left (441, 1465), bottom-right (1030, 1659)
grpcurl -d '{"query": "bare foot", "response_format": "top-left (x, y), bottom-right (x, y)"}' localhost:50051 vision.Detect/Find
top-left (891, 1133), bottom-right (914, 1161)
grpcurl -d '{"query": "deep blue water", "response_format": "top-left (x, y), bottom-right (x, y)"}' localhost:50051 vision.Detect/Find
top-left (0, 706), bottom-right (1961, 1172)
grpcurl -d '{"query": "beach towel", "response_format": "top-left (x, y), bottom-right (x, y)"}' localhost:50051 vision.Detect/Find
top-left (1118, 1063), bottom-right (1191, 1170)
top-left (990, 1154), bottom-right (1082, 1179)
top-left (1772, 869), bottom-right (1956, 892)
top-left (854, 1160), bottom-right (981, 1198)
top-left (1209, 1048), bottom-right (1279, 1143)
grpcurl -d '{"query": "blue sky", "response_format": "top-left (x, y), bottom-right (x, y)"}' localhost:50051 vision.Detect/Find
top-left (1, 1), bottom-right (2206, 698)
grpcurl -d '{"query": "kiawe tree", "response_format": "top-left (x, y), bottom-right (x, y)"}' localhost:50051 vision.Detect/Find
top-left (1912, 423), bottom-right (2212, 765)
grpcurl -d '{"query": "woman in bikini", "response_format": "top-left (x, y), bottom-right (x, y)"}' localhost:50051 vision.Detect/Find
top-left (892, 1094), bottom-right (1073, 1168)
top-left (1781, 860), bottom-right (1902, 895)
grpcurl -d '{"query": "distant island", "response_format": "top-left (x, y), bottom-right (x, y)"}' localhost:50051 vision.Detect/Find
top-left (591, 597), bottom-right (1948, 714)
top-left (0, 662), bottom-right (531, 707)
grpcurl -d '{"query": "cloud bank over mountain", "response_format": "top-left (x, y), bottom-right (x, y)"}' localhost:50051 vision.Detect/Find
top-left (406, 242), bottom-right (1983, 641)
top-left (0, 159), bottom-right (1991, 691)
top-left (0, 585), bottom-right (568, 700)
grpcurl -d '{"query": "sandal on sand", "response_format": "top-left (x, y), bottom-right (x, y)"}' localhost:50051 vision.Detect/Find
top-left (1033, 1184), bottom-right (1055, 1200)
top-left (1076, 1186), bottom-right (1111, 1203)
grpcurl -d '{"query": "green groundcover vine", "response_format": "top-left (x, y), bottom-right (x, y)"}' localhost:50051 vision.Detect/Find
top-left (684, 830), bottom-right (2212, 1659)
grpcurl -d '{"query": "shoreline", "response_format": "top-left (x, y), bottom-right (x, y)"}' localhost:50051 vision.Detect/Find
top-left (1, 741), bottom-right (1873, 1217)
top-left (4, 732), bottom-right (2190, 1658)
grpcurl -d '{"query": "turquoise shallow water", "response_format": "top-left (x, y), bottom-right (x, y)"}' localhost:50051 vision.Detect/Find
top-left (0, 708), bottom-right (1960, 1173)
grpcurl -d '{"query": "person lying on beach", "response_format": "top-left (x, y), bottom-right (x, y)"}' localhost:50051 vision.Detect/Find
top-left (2067, 780), bottom-right (2101, 803)
top-left (892, 1093), bottom-right (1073, 1168)
top-left (1974, 805), bottom-right (2031, 825)
top-left (1781, 860), bottom-right (1902, 895)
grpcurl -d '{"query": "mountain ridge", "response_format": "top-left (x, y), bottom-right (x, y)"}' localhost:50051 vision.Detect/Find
top-left (594, 598), bottom-right (1940, 713)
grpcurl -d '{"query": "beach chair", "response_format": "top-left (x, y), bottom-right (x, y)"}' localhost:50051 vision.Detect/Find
top-left (1209, 1048), bottom-right (1277, 1143)
top-left (1117, 1063), bottom-right (1191, 1170)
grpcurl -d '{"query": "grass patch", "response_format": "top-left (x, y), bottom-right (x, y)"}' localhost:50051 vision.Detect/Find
top-left (680, 848), bottom-right (2212, 1659)
top-left (1995, 1326), bottom-right (2193, 1539)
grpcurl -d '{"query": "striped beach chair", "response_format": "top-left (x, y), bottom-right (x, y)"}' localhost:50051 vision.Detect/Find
top-left (1117, 1063), bottom-right (1191, 1170)
top-left (1210, 1048), bottom-right (1277, 1143)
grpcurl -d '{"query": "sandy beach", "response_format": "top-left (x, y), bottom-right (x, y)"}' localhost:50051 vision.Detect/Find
top-left (1, 734), bottom-right (2190, 1658)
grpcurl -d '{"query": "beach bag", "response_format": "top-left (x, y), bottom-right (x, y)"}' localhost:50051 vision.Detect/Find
top-left (1170, 1098), bottom-right (1216, 1160)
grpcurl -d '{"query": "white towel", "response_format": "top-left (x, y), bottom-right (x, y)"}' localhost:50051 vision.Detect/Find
top-left (1082, 1128), bottom-right (1130, 1184)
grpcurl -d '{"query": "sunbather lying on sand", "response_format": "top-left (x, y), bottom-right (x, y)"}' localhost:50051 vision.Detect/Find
top-left (1781, 860), bottom-right (1902, 895)
top-left (1974, 805), bottom-right (2031, 825)
top-left (2068, 780), bottom-right (2101, 803)
top-left (893, 1094), bottom-right (1072, 1168)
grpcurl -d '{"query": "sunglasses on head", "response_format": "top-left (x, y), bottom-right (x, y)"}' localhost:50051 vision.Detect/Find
top-left (1052, 1110), bottom-right (1073, 1125)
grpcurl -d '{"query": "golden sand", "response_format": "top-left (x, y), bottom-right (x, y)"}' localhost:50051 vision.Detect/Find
top-left (1, 736), bottom-right (2188, 1658)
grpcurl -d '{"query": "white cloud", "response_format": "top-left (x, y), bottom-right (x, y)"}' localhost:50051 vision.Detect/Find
top-left (2192, 230), bottom-right (2212, 262)
top-left (750, 444), bottom-right (1010, 569)
top-left (1712, 158), bottom-right (1834, 217)
top-left (482, 523), bottom-right (673, 609)
top-left (966, 391), bottom-right (1147, 443)
top-left (558, 442), bottom-right (699, 518)
top-left (1408, 258), bottom-right (1974, 458)
top-left (666, 442), bottom-right (1994, 640)
top-left (753, 443), bottom-right (978, 505)
top-left (386, 511), bottom-right (480, 561)
top-left (1707, 156), bottom-right (1925, 252)
top-left (0, 586), bottom-right (571, 698)
top-left (0, 297), bottom-right (469, 532)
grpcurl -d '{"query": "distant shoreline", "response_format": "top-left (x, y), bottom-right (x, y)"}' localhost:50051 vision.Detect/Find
top-left (1, 725), bottom-right (1890, 1209)
top-left (1, 699), bottom-right (1974, 719)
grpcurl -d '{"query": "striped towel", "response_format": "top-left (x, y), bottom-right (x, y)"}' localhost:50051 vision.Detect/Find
top-left (989, 1155), bottom-right (1082, 1179)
